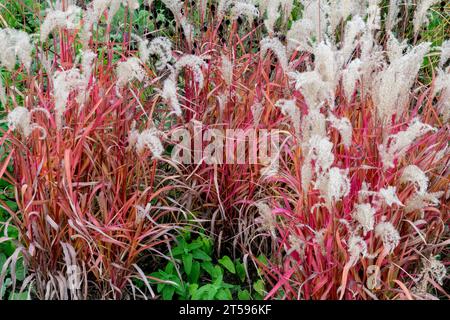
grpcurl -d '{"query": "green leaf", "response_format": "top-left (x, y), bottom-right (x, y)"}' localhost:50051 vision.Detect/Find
top-left (171, 246), bottom-right (183, 256)
top-left (174, 281), bottom-right (187, 297)
top-left (187, 241), bottom-right (203, 251)
top-left (150, 271), bottom-right (169, 292)
top-left (14, 260), bottom-right (25, 282)
top-left (8, 291), bottom-right (28, 300)
top-left (162, 286), bottom-right (175, 300)
top-left (257, 255), bottom-right (268, 266)
top-left (149, 270), bottom-right (164, 280)
top-left (172, 238), bottom-right (187, 256)
top-left (5, 200), bottom-right (17, 212)
top-left (192, 249), bottom-right (212, 261)
top-left (156, 12), bottom-right (166, 23)
top-left (238, 289), bottom-right (251, 300)
top-left (182, 231), bottom-right (192, 242)
top-left (0, 253), bottom-right (6, 272)
top-left (218, 256), bottom-right (235, 274)
top-left (132, 278), bottom-right (144, 289)
top-left (192, 284), bottom-right (216, 300)
top-left (157, 281), bottom-right (166, 293)
top-left (253, 279), bottom-right (265, 296)
top-left (0, 240), bottom-right (15, 257)
top-left (201, 261), bottom-right (215, 277)
top-left (215, 288), bottom-right (232, 300)
top-left (188, 283), bottom-right (198, 298)
top-left (164, 261), bottom-right (175, 274)
top-left (220, 282), bottom-right (236, 289)
top-left (235, 260), bottom-right (246, 282)
top-left (187, 261), bottom-right (200, 284)
top-left (211, 265), bottom-right (223, 282)
top-left (182, 254), bottom-right (193, 275)
top-left (207, 285), bottom-right (218, 300)
top-left (157, 283), bottom-right (166, 293)
top-left (202, 237), bottom-right (213, 255)
top-left (1, 278), bottom-right (12, 299)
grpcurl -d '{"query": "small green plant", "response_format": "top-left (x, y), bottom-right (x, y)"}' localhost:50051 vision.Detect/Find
top-left (150, 231), bottom-right (265, 300)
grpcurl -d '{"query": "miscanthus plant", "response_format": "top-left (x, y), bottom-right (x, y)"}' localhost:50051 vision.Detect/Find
top-left (0, 0), bottom-right (190, 299)
top-left (0, 0), bottom-right (448, 300)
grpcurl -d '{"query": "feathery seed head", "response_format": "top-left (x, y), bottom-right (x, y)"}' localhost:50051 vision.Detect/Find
top-left (347, 235), bottom-right (369, 266)
top-left (231, 2), bottom-right (259, 24)
top-left (260, 37), bottom-right (290, 74)
top-left (327, 113), bottom-right (352, 148)
top-left (352, 203), bottom-right (376, 235)
top-left (175, 54), bottom-right (207, 89)
top-left (315, 167), bottom-right (350, 205)
top-left (375, 221), bottom-right (400, 254)
top-left (255, 201), bottom-right (276, 237)
top-left (0, 28), bottom-right (33, 71)
top-left (7, 107), bottom-right (31, 137)
top-left (161, 78), bottom-right (182, 116)
top-left (275, 99), bottom-right (300, 136)
top-left (400, 165), bottom-right (429, 195)
top-left (379, 186), bottom-right (403, 207)
top-left (379, 118), bottom-right (436, 169)
top-left (41, 5), bottom-right (81, 42)
top-left (131, 127), bottom-right (164, 157)
top-left (116, 57), bottom-right (146, 93)
top-left (53, 68), bottom-right (84, 128)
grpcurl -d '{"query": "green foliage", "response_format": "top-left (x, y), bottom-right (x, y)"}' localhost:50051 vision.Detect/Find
top-left (149, 231), bottom-right (265, 300)
top-left (0, 145), bottom-right (18, 258)
top-left (0, 0), bottom-right (41, 32)
top-left (151, 0), bottom-right (177, 37)
top-left (0, 253), bottom-right (28, 300)
top-left (418, 8), bottom-right (449, 84)
top-left (0, 144), bottom-right (19, 270)
top-left (218, 256), bottom-right (235, 274)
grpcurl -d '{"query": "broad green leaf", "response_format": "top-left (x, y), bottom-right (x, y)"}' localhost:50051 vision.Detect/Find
top-left (187, 241), bottom-right (203, 251)
top-left (0, 278), bottom-right (12, 299)
top-left (211, 265), bottom-right (223, 282)
top-left (171, 246), bottom-right (183, 256)
top-left (215, 288), bottom-right (232, 300)
top-left (207, 285), bottom-right (218, 300)
top-left (218, 256), bottom-right (235, 274)
top-left (150, 271), bottom-right (169, 292)
top-left (253, 279), bottom-right (265, 296)
top-left (192, 249), bottom-right (212, 261)
top-left (235, 260), bottom-right (246, 282)
top-left (174, 281), bottom-right (187, 297)
top-left (182, 254), bottom-right (193, 275)
top-left (164, 261), bottom-right (175, 274)
top-left (192, 284), bottom-right (216, 300)
top-left (14, 260), bottom-right (25, 282)
top-left (188, 283), bottom-right (198, 298)
top-left (201, 261), bottom-right (214, 275)
top-left (5, 200), bottom-right (17, 211)
top-left (157, 281), bottom-right (166, 293)
top-left (238, 289), bottom-right (251, 300)
top-left (257, 255), bottom-right (268, 266)
top-left (187, 261), bottom-right (200, 284)
top-left (202, 237), bottom-right (213, 255)
top-left (222, 282), bottom-right (236, 289)
top-left (162, 286), bottom-right (175, 300)
top-left (172, 238), bottom-right (187, 256)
